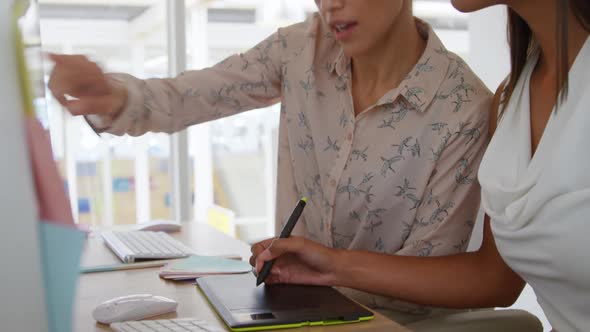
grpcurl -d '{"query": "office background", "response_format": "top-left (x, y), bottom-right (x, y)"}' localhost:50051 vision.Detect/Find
top-left (33, 0), bottom-right (548, 330)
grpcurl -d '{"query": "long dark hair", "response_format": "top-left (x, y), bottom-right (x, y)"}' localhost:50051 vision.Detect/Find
top-left (502, 0), bottom-right (590, 112)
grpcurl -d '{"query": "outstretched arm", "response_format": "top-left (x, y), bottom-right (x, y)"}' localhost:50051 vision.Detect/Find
top-left (49, 29), bottom-right (288, 136)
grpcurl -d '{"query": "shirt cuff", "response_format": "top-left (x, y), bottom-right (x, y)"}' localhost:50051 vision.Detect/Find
top-left (85, 114), bottom-right (112, 133)
top-left (84, 73), bottom-right (143, 136)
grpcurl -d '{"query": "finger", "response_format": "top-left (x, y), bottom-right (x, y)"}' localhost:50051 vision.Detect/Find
top-left (254, 236), bottom-right (309, 274)
top-left (255, 249), bottom-right (272, 275)
top-left (250, 238), bottom-right (275, 267)
top-left (264, 275), bottom-right (280, 285)
top-left (249, 254), bottom-right (255, 267)
top-left (50, 67), bottom-right (110, 99)
top-left (251, 266), bottom-right (258, 277)
top-left (254, 247), bottom-right (290, 275)
top-left (250, 241), bottom-right (265, 255)
top-left (52, 91), bottom-right (68, 108)
top-left (47, 68), bottom-right (71, 107)
top-left (48, 70), bottom-right (87, 103)
top-left (253, 238), bottom-right (302, 272)
top-left (48, 53), bottom-right (70, 64)
top-left (264, 237), bottom-right (307, 261)
top-left (65, 96), bottom-right (115, 116)
top-left (254, 248), bottom-right (271, 273)
top-left (48, 53), bottom-right (67, 64)
top-left (257, 237), bottom-right (278, 250)
top-left (265, 269), bottom-right (283, 285)
top-left (250, 237), bottom-right (278, 259)
top-left (257, 265), bottom-right (281, 285)
top-left (49, 53), bottom-right (90, 66)
top-left (267, 238), bottom-right (279, 250)
top-left (48, 57), bottom-right (110, 98)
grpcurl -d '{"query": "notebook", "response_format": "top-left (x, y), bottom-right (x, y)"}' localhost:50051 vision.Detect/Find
top-left (159, 255), bottom-right (251, 280)
top-left (197, 274), bottom-right (374, 331)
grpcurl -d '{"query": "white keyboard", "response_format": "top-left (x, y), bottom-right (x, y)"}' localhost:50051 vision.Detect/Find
top-left (102, 231), bottom-right (193, 263)
top-left (111, 318), bottom-right (225, 332)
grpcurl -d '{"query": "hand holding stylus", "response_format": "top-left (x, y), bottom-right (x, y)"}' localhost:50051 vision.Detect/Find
top-left (255, 197), bottom-right (307, 286)
top-left (251, 235), bottom-right (342, 287)
top-left (250, 197), bottom-right (343, 287)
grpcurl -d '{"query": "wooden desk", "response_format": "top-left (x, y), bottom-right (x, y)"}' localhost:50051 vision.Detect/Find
top-left (74, 223), bottom-right (409, 332)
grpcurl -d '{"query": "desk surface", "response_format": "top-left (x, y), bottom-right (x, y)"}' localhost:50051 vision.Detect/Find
top-left (74, 223), bottom-right (409, 332)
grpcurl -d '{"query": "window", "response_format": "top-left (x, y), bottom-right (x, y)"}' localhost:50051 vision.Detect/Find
top-left (185, 1), bottom-right (316, 242)
top-left (39, 0), bottom-right (171, 226)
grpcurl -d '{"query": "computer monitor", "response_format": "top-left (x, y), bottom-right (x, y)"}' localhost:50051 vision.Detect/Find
top-left (0, 1), bottom-right (49, 331)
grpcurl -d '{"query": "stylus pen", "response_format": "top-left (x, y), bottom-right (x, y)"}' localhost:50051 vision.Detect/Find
top-left (80, 260), bottom-right (173, 273)
top-left (256, 197), bottom-right (307, 286)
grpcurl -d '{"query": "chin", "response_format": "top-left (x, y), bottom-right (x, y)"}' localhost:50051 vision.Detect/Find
top-left (339, 41), bottom-right (372, 59)
top-left (451, 0), bottom-right (503, 13)
top-left (340, 45), bottom-right (361, 59)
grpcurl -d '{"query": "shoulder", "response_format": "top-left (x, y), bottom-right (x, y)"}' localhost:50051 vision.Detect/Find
top-left (276, 13), bottom-right (325, 52)
top-left (424, 50), bottom-right (493, 152)
top-left (446, 52), bottom-right (492, 103)
top-left (277, 13), bottom-right (337, 66)
top-left (434, 50), bottom-right (492, 125)
top-left (423, 26), bottom-right (490, 104)
top-left (277, 13), bottom-right (318, 37)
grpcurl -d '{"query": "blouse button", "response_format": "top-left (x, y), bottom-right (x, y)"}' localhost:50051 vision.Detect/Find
top-left (346, 133), bottom-right (353, 141)
top-left (330, 178), bottom-right (337, 187)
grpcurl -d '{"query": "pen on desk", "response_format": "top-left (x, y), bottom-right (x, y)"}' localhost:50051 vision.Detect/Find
top-left (256, 197), bottom-right (307, 286)
top-left (80, 260), bottom-right (173, 273)
top-left (80, 254), bottom-right (243, 274)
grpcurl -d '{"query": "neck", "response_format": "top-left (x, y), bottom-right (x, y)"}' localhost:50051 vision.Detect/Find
top-left (511, 1), bottom-right (588, 76)
top-left (351, 8), bottom-right (425, 91)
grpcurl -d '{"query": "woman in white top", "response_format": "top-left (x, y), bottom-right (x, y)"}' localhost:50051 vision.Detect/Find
top-left (251, 1), bottom-right (590, 331)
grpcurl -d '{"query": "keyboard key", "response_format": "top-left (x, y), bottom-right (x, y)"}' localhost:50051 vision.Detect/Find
top-left (111, 318), bottom-right (225, 332)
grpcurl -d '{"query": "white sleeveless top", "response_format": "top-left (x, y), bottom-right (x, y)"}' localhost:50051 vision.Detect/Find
top-left (478, 38), bottom-right (590, 332)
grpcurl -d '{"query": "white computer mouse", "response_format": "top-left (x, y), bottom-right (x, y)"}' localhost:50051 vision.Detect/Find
top-left (135, 220), bottom-right (182, 232)
top-left (92, 294), bottom-right (178, 324)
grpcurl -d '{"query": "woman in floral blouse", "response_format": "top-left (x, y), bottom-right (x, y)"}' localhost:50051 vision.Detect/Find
top-left (48, 0), bottom-right (491, 325)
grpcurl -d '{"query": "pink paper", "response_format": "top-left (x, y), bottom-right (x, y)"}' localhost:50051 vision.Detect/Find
top-left (25, 117), bottom-right (74, 225)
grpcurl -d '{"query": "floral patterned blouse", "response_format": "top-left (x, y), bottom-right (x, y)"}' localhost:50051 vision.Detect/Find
top-left (91, 14), bottom-right (491, 313)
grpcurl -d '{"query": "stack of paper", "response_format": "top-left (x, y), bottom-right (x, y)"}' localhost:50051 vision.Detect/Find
top-left (159, 255), bottom-right (252, 280)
